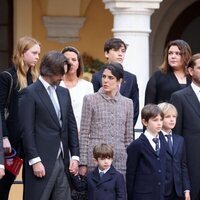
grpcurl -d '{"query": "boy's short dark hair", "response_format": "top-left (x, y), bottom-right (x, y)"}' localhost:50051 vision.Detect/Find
top-left (93, 143), bottom-right (114, 160)
top-left (141, 104), bottom-right (164, 122)
top-left (104, 38), bottom-right (127, 53)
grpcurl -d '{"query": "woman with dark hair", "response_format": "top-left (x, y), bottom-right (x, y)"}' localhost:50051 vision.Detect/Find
top-left (0, 36), bottom-right (41, 199)
top-left (79, 62), bottom-right (134, 176)
top-left (60, 46), bottom-right (93, 132)
top-left (145, 39), bottom-right (192, 105)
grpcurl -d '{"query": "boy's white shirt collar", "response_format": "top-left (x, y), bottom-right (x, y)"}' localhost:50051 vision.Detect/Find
top-left (98, 166), bottom-right (111, 174)
top-left (161, 130), bottom-right (173, 143)
top-left (144, 130), bottom-right (160, 151)
top-left (144, 130), bottom-right (159, 140)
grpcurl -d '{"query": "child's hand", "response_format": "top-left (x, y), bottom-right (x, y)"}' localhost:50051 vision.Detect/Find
top-left (0, 168), bottom-right (5, 179)
top-left (185, 191), bottom-right (190, 200)
top-left (79, 166), bottom-right (87, 176)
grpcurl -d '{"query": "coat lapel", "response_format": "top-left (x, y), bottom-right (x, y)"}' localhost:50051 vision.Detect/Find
top-left (172, 134), bottom-right (180, 156)
top-left (160, 132), bottom-right (172, 156)
top-left (96, 166), bottom-right (116, 186)
top-left (92, 167), bottom-right (101, 184)
top-left (120, 79), bottom-right (127, 94)
top-left (140, 134), bottom-right (157, 156)
top-left (35, 80), bottom-right (60, 127)
top-left (184, 86), bottom-right (200, 118)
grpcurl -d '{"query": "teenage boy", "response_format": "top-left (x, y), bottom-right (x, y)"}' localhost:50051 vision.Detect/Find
top-left (72, 143), bottom-right (126, 200)
top-left (91, 38), bottom-right (139, 126)
top-left (158, 102), bottom-right (190, 200)
top-left (126, 104), bottom-right (166, 200)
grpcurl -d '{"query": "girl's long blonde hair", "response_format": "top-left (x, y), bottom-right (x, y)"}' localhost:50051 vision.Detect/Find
top-left (12, 36), bottom-right (40, 90)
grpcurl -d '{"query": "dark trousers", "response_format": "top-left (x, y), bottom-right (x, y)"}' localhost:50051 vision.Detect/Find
top-left (0, 169), bottom-right (16, 200)
top-left (40, 157), bottom-right (71, 200)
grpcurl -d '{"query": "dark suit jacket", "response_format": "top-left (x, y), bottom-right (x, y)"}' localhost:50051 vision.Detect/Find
top-left (161, 132), bottom-right (190, 197)
top-left (72, 165), bottom-right (126, 200)
top-left (92, 68), bottom-right (139, 125)
top-left (170, 85), bottom-right (200, 200)
top-left (0, 66), bottom-right (33, 150)
top-left (19, 79), bottom-right (79, 200)
top-left (145, 70), bottom-right (191, 105)
top-left (126, 133), bottom-right (166, 200)
top-left (0, 115), bottom-right (3, 166)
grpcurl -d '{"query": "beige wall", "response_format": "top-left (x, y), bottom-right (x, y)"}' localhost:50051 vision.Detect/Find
top-left (30, 0), bottom-right (113, 63)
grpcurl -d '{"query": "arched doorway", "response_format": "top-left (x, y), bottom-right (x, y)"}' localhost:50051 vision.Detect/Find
top-left (166, 0), bottom-right (200, 54)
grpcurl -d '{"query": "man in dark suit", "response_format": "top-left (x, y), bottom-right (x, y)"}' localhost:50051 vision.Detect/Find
top-left (91, 38), bottom-right (139, 126)
top-left (0, 115), bottom-right (5, 180)
top-left (170, 53), bottom-right (200, 200)
top-left (19, 51), bottom-right (79, 200)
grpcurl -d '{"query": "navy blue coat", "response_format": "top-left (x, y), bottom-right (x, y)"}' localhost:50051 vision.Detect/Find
top-left (162, 132), bottom-right (190, 198)
top-left (92, 68), bottom-right (139, 126)
top-left (126, 133), bottom-right (166, 200)
top-left (72, 165), bottom-right (126, 200)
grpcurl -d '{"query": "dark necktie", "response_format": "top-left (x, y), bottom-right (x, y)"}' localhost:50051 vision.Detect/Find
top-left (165, 134), bottom-right (173, 153)
top-left (99, 172), bottom-right (104, 178)
top-left (152, 137), bottom-right (160, 155)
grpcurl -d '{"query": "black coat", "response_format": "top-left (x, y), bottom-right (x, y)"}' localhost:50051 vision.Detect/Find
top-left (0, 67), bottom-right (33, 150)
top-left (170, 85), bottom-right (200, 200)
top-left (145, 70), bottom-right (191, 105)
top-left (92, 68), bottom-right (139, 125)
top-left (19, 79), bottom-right (79, 200)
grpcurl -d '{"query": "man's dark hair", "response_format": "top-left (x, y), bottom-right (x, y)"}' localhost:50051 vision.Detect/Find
top-left (40, 51), bottom-right (68, 76)
top-left (104, 38), bottom-right (128, 53)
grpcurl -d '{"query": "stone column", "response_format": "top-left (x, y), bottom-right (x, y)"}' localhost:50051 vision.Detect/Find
top-left (102, 0), bottom-right (163, 130)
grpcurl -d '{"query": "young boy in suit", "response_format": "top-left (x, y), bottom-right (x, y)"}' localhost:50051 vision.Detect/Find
top-left (126, 104), bottom-right (166, 200)
top-left (158, 102), bottom-right (190, 200)
top-left (71, 143), bottom-right (126, 200)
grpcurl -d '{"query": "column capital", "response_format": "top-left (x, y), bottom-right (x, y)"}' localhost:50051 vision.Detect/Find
top-left (102, 0), bottom-right (163, 15)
